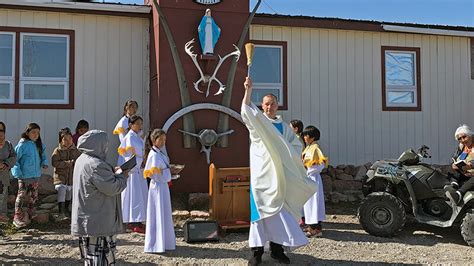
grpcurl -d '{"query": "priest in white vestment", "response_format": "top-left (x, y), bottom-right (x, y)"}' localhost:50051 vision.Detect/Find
top-left (241, 77), bottom-right (317, 265)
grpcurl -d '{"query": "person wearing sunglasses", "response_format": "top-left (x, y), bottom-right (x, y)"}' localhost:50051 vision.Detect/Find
top-left (445, 124), bottom-right (474, 205)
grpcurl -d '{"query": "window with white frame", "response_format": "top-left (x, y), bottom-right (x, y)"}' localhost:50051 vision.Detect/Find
top-left (249, 42), bottom-right (286, 108)
top-left (382, 46), bottom-right (421, 111)
top-left (0, 27), bottom-right (74, 109)
top-left (20, 33), bottom-right (69, 104)
top-left (0, 32), bottom-right (15, 104)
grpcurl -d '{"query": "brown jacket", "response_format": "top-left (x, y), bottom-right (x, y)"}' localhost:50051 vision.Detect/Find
top-left (51, 144), bottom-right (81, 186)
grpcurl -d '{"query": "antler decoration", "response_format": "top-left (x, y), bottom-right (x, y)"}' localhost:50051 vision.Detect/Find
top-left (185, 39), bottom-right (207, 94)
top-left (208, 45), bottom-right (240, 96)
top-left (184, 39), bottom-right (240, 97)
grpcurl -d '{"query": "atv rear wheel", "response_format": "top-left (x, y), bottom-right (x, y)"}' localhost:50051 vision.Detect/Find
top-left (461, 211), bottom-right (474, 247)
top-left (358, 192), bottom-right (406, 237)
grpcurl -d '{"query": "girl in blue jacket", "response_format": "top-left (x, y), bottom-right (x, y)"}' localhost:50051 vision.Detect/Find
top-left (11, 123), bottom-right (48, 228)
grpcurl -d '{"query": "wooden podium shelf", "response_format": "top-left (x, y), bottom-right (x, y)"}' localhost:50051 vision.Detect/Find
top-left (209, 163), bottom-right (250, 230)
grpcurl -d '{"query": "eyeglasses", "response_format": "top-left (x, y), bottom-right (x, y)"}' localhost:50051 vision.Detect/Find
top-left (457, 135), bottom-right (468, 141)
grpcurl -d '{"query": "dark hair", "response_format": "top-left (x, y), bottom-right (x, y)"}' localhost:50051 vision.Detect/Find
top-left (290, 119), bottom-right (304, 135)
top-left (0, 121), bottom-right (5, 133)
top-left (21, 123), bottom-right (44, 158)
top-left (302, 125), bottom-right (320, 141)
top-left (58, 127), bottom-right (72, 143)
top-left (262, 93), bottom-right (278, 103)
top-left (142, 129), bottom-right (166, 168)
top-left (128, 115), bottom-right (143, 130)
top-left (75, 119), bottom-right (89, 133)
top-left (123, 100), bottom-right (138, 116)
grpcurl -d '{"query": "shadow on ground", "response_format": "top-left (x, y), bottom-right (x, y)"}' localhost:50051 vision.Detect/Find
top-left (0, 254), bottom-right (83, 264)
top-left (157, 245), bottom-right (396, 265)
top-left (326, 202), bottom-right (359, 215)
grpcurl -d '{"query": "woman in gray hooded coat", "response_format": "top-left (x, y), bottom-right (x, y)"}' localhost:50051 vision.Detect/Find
top-left (71, 130), bottom-right (129, 265)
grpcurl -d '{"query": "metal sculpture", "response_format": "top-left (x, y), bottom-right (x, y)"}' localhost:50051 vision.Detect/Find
top-left (152, 0), bottom-right (196, 148)
top-left (184, 39), bottom-right (240, 97)
top-left (217, 0), bottom-right (262, 148)
top-left (163, 103), bottom-right (244, 164)
top-left (162, 103), bottom-right (243, 132)
top-left (178, 128), bottom-right (234, 164)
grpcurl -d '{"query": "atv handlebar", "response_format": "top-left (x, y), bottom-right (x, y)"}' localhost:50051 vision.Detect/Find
top-left (417, 145), bottom-right (431, 158)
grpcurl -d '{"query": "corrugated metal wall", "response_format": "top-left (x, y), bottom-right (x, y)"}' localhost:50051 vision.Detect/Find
top-left (0, 9), bottom-right (150, 167)
top-left (251, 25), bottom-right (474, 165)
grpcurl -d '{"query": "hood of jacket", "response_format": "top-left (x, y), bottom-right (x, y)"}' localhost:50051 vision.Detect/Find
top-left (18, 138), bottom-right (32, 144)
top-left (59, 142), bottom-right (77, 151)
top-left (77, 130), bottom-right (108, 160)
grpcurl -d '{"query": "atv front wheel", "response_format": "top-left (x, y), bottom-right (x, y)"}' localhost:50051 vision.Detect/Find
top-left (358, 192), bottom-right (406, 237)
top-left (461, 211), bottom-right (474, 246)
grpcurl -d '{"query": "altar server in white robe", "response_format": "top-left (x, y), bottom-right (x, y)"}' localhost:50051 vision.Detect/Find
top-left (301, 125), bottom-right (327, 237)
top-left (241, 77), bottom-right (317, 265)
top-left (113, 100), bottom-right (139, 165)
top-left (118, 115), bottom-right (148, 233)
top-left (143, 129), bottom-right (176, 253)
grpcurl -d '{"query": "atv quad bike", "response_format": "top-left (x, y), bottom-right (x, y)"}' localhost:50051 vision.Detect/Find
top-left (358, 145), bottom-right (474, 246)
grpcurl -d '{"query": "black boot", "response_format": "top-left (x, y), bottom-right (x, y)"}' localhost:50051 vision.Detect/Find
top-left (64, 200), bottom-right (71, 217)
top-left (270, 242), bottom-right (290, 264)
top-left (248, 246), bottom-right (264, 266)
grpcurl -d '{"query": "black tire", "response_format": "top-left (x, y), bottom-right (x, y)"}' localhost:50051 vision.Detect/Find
top-left (460, 211), bottom-right (474, 247)
top-left (358, 192), bottom-right (406, 237)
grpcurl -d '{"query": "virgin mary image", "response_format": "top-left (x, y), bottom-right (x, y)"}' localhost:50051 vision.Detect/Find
top-left (198, 9), bottom-right (221, 55)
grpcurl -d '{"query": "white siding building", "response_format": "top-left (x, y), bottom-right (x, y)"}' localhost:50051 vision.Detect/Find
top-left (0, 2), bottom-right (150, 165)
top-left (1, 1), bottom-right (474, 170)
top-left (250, 15), bottom-right (474, 166)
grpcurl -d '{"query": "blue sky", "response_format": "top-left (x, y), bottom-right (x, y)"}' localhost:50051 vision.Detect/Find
top-left (105, 0), bottom-right (474, 27)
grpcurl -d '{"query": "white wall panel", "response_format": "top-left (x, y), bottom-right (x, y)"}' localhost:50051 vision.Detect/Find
top-left (0, 9), bottom-right (150, 168)
top-left (251, 25), bottom-right (474, 165)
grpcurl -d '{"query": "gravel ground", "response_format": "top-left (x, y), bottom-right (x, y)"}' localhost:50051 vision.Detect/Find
top-left (0, 203), bottom-right (472, 265)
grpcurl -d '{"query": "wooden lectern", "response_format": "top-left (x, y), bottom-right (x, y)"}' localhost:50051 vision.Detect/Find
top-left (209, 163), bottom-right (250, 230)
